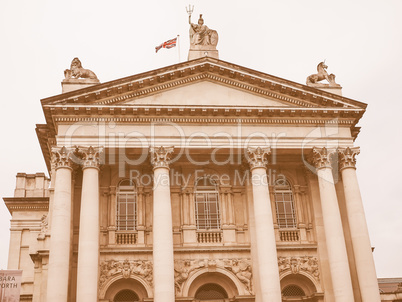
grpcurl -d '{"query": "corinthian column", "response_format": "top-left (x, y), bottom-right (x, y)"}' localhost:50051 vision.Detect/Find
top-left (76, 146), bottom-right (103, 302)
top-left (312, 147), bottom-right (354, 301)
top-left (150, 146), bottom-right (175, 302)
top-left (47, 147), bottom-right (74, 302)
top-left (246, 147), bottom-right (281, 302)
top-left (338, 147), bottom-right (381, 301)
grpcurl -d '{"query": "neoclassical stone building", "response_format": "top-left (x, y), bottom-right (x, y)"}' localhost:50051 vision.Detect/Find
top-left (3, 16), bottom-right (388, 302)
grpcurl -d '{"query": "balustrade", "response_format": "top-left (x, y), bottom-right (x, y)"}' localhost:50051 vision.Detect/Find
top-left (279, 229), bottom-right (300, 242)
top-left (116, 232), bottom-right (137, 245)
top-left (197, 231), bottom-right (223, 243)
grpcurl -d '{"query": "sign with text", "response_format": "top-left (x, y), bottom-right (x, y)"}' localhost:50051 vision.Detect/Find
top-left (0, 270), bottom-right (22, 302)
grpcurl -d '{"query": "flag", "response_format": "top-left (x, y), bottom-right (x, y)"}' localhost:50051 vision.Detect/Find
top-left (155, 37), bottom-right (177, 53)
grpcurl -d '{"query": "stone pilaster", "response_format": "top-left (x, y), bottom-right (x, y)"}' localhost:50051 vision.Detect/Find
top-left (76, 146), bottom-right (103, 302)
top-left (47, 147), bottom-right (74, 302)
top-left (181, 186), bottom-right (197, 245)
top-left (338, 147), bottom-right (381, 301)
top-left (312, 147), bottom-right (354, 301)
top-left (150, 146), bottom-right (175, 302)
top-left (107, 186), bottom-right (117, 244)
top-left (246, 147), bottom-right (282, 302)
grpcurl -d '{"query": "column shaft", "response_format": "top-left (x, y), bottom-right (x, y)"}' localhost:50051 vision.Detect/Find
top-left (150, 146), bottom-right (175, 302)
top-left (153, 167), bottom-right (175, 302)
top-left (341, 167), bottom-right (380, 301)
top-left (247, 147), bottom-right (281, 302)
top-left (251, 167), bottom-right (282, 302)
top-left (47, 166), bottom-right (72, 302)
top-left (316, 166), bottom-right (354, 301)
top-left (76, 167), bottom-right (100, 302)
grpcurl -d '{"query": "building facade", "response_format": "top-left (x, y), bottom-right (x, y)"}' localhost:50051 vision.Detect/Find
top-left (3, 28), bottom-right (389, 301)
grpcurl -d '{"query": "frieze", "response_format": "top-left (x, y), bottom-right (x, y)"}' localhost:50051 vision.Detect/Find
top-left (174, 258), bottom-right (253, 295)
top-left (278, 256), bottom-right (319, 281)
top-left (99, 260), bottom-right (153, 287)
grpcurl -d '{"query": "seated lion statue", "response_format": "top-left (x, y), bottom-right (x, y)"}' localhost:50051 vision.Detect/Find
top-left (64, 57), bottom-right (98, 80)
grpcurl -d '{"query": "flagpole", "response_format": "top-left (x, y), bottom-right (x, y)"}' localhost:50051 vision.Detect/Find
top-left (177, 35), bottom-right (181, 63)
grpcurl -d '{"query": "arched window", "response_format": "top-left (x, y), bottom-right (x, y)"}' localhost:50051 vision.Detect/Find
top-left (274, 179), bottom-right (297, 228)
top-left (195, 283), bottom-right (228, 300)
top-left (114, 289), bottom-right (139, 301)
top-left (117, 179), bottom-right (137, 231)
top-left (282, 284), bottom-right (305, 297)
top-left (195, 177), bottom-right (221, 230)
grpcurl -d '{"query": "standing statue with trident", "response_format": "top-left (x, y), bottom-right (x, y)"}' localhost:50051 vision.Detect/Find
top-left (186, 5), bottom-right (218, 47)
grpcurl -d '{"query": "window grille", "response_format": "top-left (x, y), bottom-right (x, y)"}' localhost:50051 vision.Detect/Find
top-left (195, 177), bottom-right (221, 230)
top-left (274, 179), bottom-right (297, 229)
top-left (117, 179), bottom-right (137, 231)
top-left (282, 284), bottom-right (305, 297)
top-left (114, 289), bottom-right (139, 301)
top-left (195, 283), bottom-right (228, 300)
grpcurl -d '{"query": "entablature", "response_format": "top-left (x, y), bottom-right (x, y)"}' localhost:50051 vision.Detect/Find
top-left (3, 197), bottom-right (49, 214)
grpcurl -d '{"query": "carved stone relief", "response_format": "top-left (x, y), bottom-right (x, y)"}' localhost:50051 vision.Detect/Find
top-left (278, 256), bottom-right (320, 281)
top-left (174, 258), bottom-right (253, 295)
top-left (37, 214), bottom-right (48, 240)
top-left (99, 260), bottom-right (153, 287)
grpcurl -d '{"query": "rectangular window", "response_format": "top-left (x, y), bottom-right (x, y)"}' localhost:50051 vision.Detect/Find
top-left (195, 191), bottom-right (220, 230)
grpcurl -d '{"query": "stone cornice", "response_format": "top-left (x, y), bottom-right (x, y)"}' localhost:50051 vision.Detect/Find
top-left (46, 105), bottom-right (364, 119)
top-left (3, 197), bottom-right (49, 214)
top-left (52, 114), bottom-right (358, 125)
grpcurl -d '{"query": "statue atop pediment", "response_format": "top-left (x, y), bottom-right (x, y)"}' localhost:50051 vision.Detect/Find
top-left (64, 57), bottom-right (98, 80)
top-left (189, 14), bottom-right (218, 47)
top-left (186, 6), bottom-right (219, 60)
top-left (306, 61), bottom-right (340, 87)
top-left (62, 57), bottom-right (100, 93)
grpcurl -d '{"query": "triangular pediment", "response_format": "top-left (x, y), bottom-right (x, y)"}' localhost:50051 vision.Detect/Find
top-left (42, 57), bottom-right (367, 111)
top-left (122, 80), bottom-right (291, 107)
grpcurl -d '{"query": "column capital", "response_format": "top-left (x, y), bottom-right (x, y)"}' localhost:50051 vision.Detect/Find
top-left (338, 147), bottom-right (360, 171)
top-left (51, 146), bottom-right (75, 170)
top-left (246, 147), bottom-right (271, 170)
top-left (149, 146), bottom-right (174, 170)
top-left (311, 147), bottom-right (336, 170)
top-left (77, 146), bottom-right (104, 170)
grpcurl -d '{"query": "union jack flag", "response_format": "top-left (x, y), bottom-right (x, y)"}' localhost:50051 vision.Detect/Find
top-left (155, 37), bottom-right (177, 53)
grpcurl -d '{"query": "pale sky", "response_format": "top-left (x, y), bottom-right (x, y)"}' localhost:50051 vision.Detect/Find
top-left (0, 0), bottom-right (401, 278)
